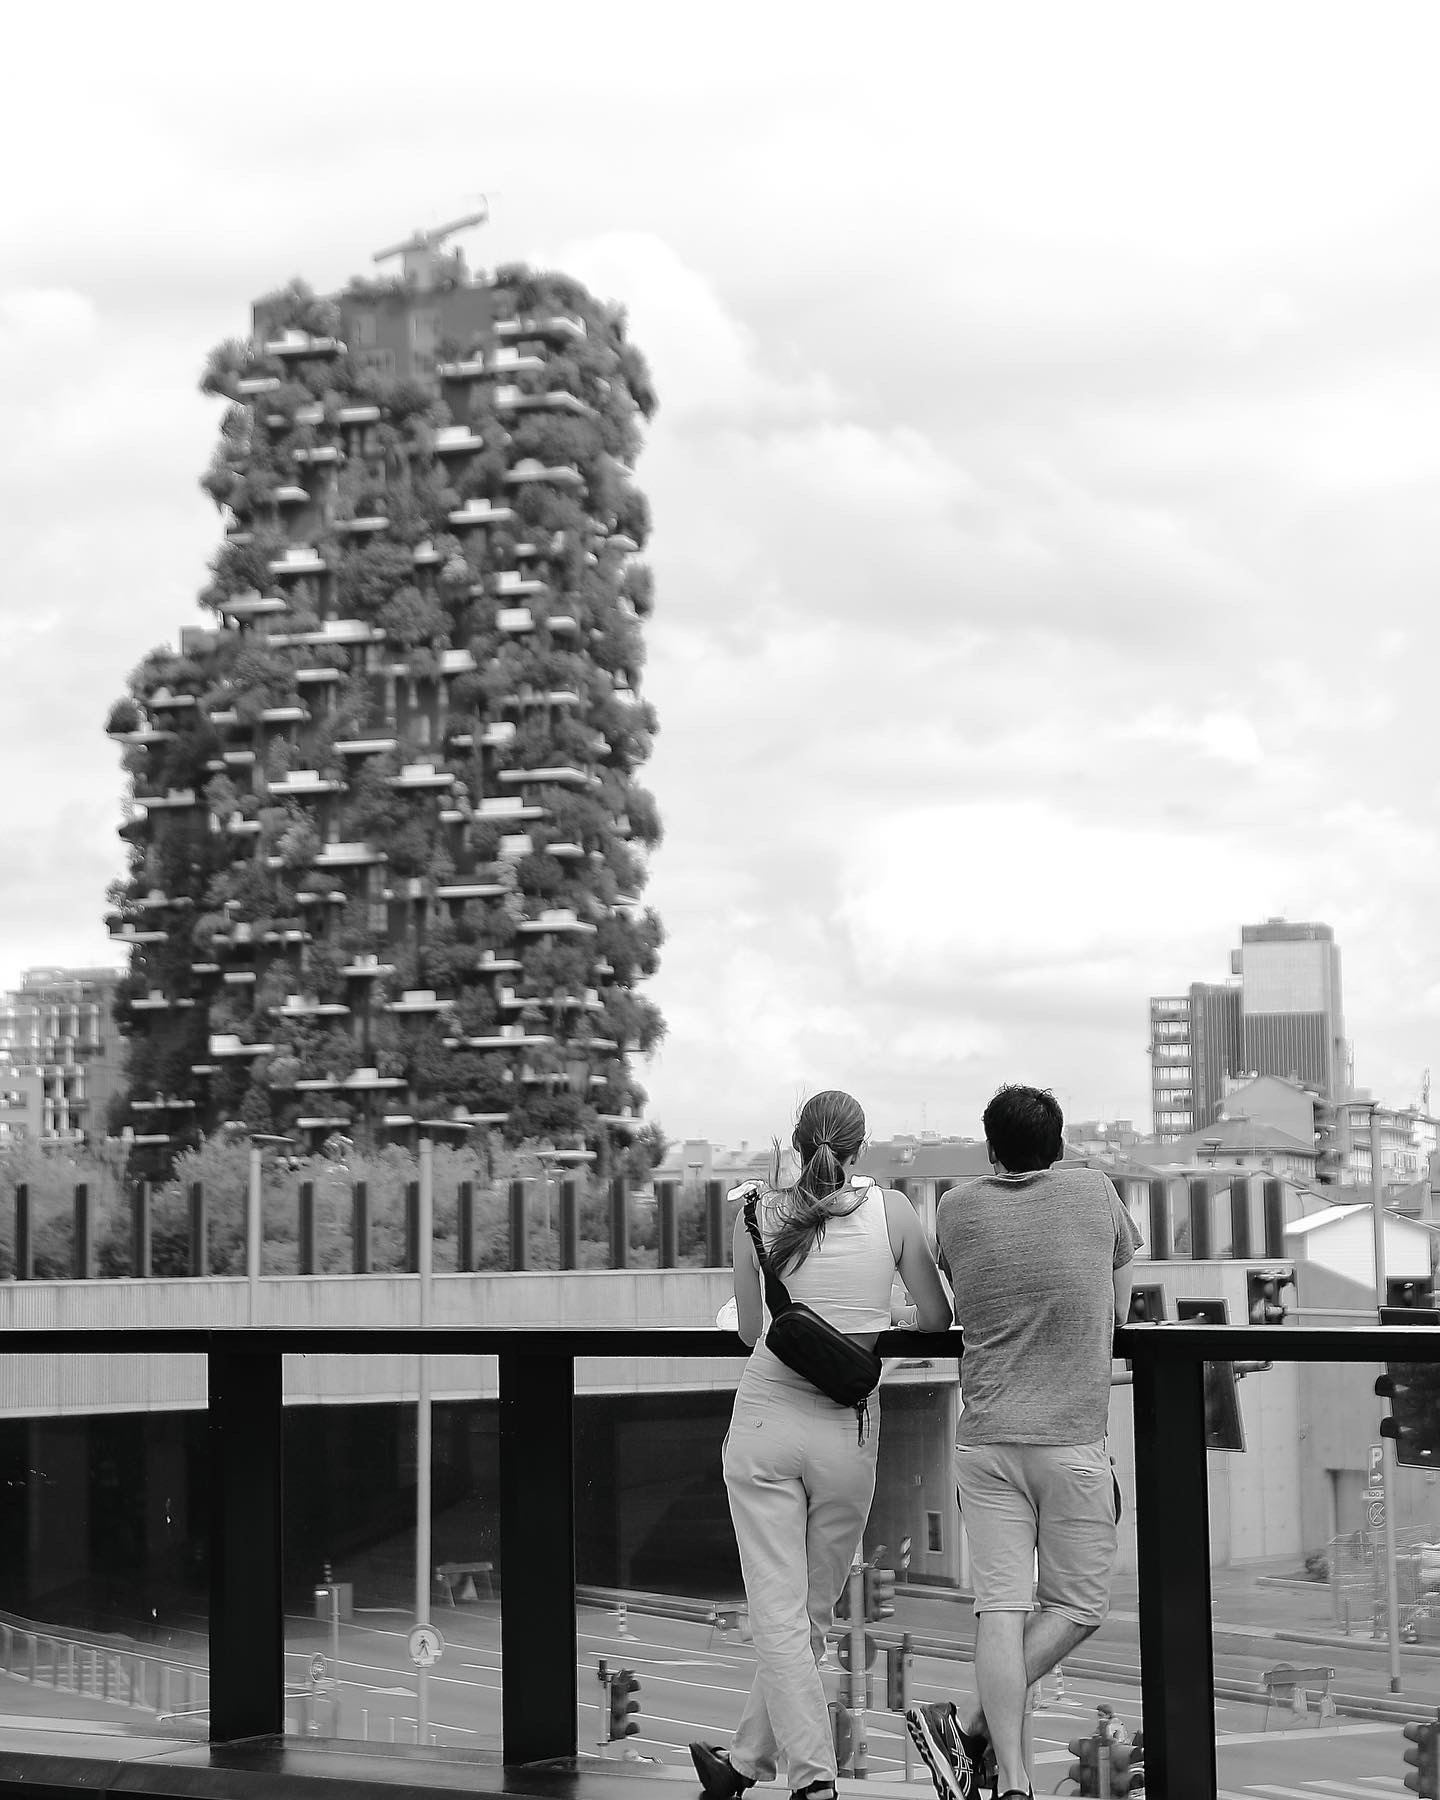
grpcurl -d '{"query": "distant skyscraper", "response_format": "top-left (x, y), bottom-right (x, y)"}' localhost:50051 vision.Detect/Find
top-left (1150, 919), bottom-right (1346, 1139)
top-left (1234, 919), bottom-right (1345, 1103)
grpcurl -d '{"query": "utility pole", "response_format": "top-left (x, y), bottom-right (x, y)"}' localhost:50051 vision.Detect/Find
top-left (416, 1138), bottom-right (434, 1739)
top-left (1371, 1104), bottom-right (1403, 1693)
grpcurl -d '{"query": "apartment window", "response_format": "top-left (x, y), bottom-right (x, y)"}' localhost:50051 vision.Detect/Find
top-left (412, 309), bottom-right (441, 351)
top-left (359, 347), bottom-right (396, 376)
top-left (352, 311), bottom-right (377, 348)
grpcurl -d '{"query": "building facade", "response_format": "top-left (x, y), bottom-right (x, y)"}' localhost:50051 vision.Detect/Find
top-left (106, 243), bottom-right (664, 1166)
top-left (1151, 919), bottom-right (1346, 1139)
top-left (0, 967), bottom-right (126, 1149)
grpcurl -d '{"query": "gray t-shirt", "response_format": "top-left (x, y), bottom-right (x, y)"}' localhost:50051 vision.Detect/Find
top-left (935, 1165), bottom-right (1143, 1446)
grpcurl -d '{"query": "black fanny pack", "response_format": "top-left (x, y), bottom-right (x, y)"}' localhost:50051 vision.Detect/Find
top-left (743, 1194), bottom-right (882, 1408)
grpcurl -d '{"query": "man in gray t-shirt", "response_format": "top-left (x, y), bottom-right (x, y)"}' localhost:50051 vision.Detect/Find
top-left (906, 1085), bottom-right (1141, 1800)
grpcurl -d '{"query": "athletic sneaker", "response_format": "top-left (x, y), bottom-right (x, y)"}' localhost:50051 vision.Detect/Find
top-left (906, 1701), bottom-right (989, 1800)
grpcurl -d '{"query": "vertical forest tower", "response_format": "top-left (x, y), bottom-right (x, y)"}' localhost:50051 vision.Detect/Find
top-left (106, 230), bottom-right (664, 1165)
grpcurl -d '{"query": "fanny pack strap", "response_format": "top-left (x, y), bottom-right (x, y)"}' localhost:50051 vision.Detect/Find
top-left (742, 1194), bottom-right (794, 1317)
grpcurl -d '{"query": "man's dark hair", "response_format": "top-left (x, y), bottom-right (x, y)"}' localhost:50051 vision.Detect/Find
top-left (983, 1085), bottom-right (1064, 1173)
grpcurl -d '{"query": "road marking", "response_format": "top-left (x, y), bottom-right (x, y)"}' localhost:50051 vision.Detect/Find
top-left (1247, 1786), bottom-right (1369, 1800)
top-left (1215, 1722), bottom-right (1399, 1747)
top-left (1307, 1784), bottom-right (1402, 1798)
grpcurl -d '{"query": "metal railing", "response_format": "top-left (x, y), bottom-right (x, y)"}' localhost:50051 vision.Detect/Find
top-left (1, 1319), bottom-right (1433, 1800)
top-left (0, 1614), bottom-right (207, 1723)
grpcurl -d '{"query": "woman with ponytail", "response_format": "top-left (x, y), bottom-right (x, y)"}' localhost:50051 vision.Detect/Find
top-left (690, 1090), bottom-right (952, 1800)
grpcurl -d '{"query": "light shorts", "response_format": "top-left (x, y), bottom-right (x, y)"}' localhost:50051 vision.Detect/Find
top-left (954, 1438), bottom-right (1117, 1628)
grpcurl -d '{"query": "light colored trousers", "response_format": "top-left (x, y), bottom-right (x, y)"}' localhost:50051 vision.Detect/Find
top-left (723, 1353), bottom-right (880, 1791)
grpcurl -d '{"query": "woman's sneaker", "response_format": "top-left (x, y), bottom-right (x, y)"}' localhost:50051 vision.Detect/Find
top-left (905, 1701), bottom-right (990, 1800)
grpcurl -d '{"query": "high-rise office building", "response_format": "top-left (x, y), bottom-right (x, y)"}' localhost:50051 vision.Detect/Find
top-left (0, 967), bottom-right (126, 1147)
top-left (1234, 918), bottom-right (1345, 1103)
top-left (1150, 919), bottom-right (1346, 1139)
top-left (106, 228), bottom-right (664, 1165)
top-left (1148, 983), bottom-right (1240, 1137)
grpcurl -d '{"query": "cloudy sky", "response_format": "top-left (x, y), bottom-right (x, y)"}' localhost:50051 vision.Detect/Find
top-left (5, 2), bottom-right (1440, 1144)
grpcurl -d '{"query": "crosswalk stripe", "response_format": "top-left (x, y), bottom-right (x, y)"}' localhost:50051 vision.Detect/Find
top-left (1359, 1782), bottom-right (1410, 1792)
top-left (1306, 1784), bottom-right (1392, 1799)
top-left (1247, 1787), bottom-right (1363, 1800)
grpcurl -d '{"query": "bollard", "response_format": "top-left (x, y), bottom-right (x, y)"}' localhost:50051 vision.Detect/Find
top-left (705, 1179), bottom-right (725, 1267)
top-left (609, 1177), bottom-right (630, 1269)
top-left (188, 1181), bottom-right (207, 1277)
top-left (132, 1180), bottom-right (151, 1278)
top-left (509, 1180), bottom-right (528, 1272)
top-left (559, 1178), bottom-right (579, 1270)
top-left (73, 1184), bottom-right (92, 1279)
top-left (657, 1180), bottom-right (678, 1268)
top-left (405, 1180), bottom-right (420, 1273)
top-left (14, 1184), bottom-right (30, 1281)
top-left (352, 1180), bottom-right (370, 1274)
top-left (457, 1180), bottom-right (474, 1272)
top-left (298, 1180), bottom-right (316, 1276)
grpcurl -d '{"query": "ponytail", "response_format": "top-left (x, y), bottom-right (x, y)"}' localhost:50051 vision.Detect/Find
top-left (762, 1090), bottom-right (867, 1276)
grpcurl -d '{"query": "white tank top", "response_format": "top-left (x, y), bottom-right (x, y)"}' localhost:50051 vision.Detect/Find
top-left (757, 1178), bottom-right (897, 1336)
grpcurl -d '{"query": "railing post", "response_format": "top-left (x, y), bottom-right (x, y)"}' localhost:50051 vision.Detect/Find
top-left (352, 1180), bottom-right (370, 1274)
top-left (208, 1348), bottom-right (284, 1741)
top-left (609, 1177), bottom-right (629, 1270)
top-left (509, 1180), bottom-right (528, 1273)
top-left (189, 1181), bottom-right (207, 1278)
top-left (73, 1184), bottom-right (91, 1279)
top-left (657, 1179), bottom-right (678, 1268)
top-left (559, 1178), bottom-right (579, 1270)
top-left (14, 1184), bottom-right (30, 1280)
top-left (457, 1180), bottom-right (474, 1272)
top-left (298, 1181), bottom-right (315, 1276)
top-left (405, 1180), bottom-right (420, 1273)
top-left (132, 1180), bottom-right (151, 1278)
top-left (705, 1179), bottom-right (725, 1267)
top-left (1132, 1343), bottom-right (1216, 1800)
top-left (499, 1347), bottom-right (576, 1762)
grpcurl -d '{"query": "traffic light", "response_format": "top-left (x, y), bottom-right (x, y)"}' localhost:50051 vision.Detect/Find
top-left (864, 1566), bottom-right (896, 1621)
top-left (885, 1635), bottom-right (913, 1711)
top-left (1314, 1102), bottom-right (1341, 1184)
top-left (828, 1701), bottom-right (854, 1769)
top-left (1388, 1279), bottom-right (1437, 1314)
top-left (1109, 1739), bottom-right (1144, 1795)
top-left (1247, 1268), bottom-right (1294, 1326)
top-left (1377, 1367), bottom-right (1440, 1468)
top-left (1127, 1284), bottom-right (1166, 1325)
top-left (1175, 1297), bottom-right (1244, 1451)
top-left (608, 1668), bottom-right (640, 1740)
top-left (1065, 1734), bottom-right (1101, 1796)
top-left (1403, 1716), bottom-right (1440, 1796)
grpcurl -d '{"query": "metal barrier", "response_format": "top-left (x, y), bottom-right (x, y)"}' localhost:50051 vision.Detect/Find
top-left (1, 1316), bottom-right (1434, 1800)
top-left (0, 1613), bottom-right (207, 1723)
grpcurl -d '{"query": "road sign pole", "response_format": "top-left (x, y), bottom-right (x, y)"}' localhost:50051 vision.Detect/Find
top-left (847, 1558), bottom-right (868, 1778)
top-left (1371, 1105), bottom-right (1403, 1693)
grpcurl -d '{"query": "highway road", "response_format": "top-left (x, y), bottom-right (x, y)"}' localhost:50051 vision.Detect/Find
top-left (271, 1600), bottom-right (1423, 1797)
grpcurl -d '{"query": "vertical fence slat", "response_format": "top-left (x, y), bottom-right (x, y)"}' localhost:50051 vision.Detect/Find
top-left (132, 1180), bottom-right (151, 1278)
top-left (559, 1179), bottom-right (579, 1270)
top-left (1133, 1349), bottom-right (1216, 1800)
top-left (208, 1349), bottom-right (283, 1741)
top-left (509, 1181), bottom-right (528, 1273)
top-left (457, 1181), bottom-right (474, 1273)
top-left (15, 1184), bottom-right (31, 1281)
top-left (657, 1180), bottom-right (678, 1268)
top-left (298, 1181), bottom-right (315, 1277)
top-left (705, 1180), bottom-right (725, 1267)
top-left (499, 1348), bottom-right (576, 1762)
top-left (352, 1180), bottom-right (370, 1274)
top-left (609, 1177), bottom-right (629, 1270)
top-left (73, 1184), bottom-right (91, 1280)
top-left (189, 1182), bottom-right (207, 1278)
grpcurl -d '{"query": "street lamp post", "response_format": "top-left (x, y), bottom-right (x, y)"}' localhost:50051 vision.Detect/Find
top-left (416, 1136), bottom-right (434, 1742)
top-left (1370, 1104), bottom-right (1403, 1692)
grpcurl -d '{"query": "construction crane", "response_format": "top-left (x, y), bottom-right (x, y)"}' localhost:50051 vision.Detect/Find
top-left (372, 205), bottom-right (490, 288)
top-left (1423, 1069), bottom-right (1432, 1113)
